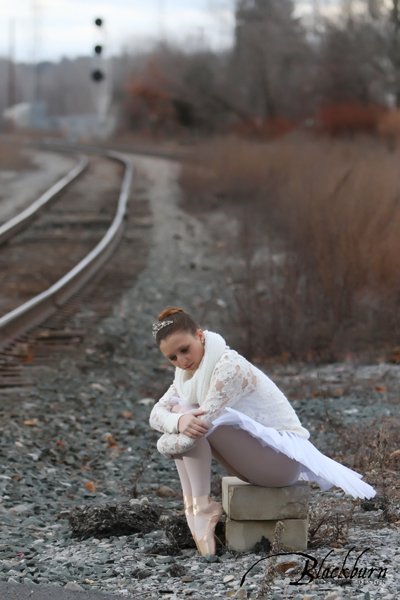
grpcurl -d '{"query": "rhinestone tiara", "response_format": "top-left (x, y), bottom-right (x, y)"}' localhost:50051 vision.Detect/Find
top-left (152, 320), bottom-right (174, 339)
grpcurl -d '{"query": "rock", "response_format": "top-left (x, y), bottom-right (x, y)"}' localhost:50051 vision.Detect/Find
top-left (68, 501), bottom-right (161, 539)
top-left (64, 581), bottom-right (84, 590)
top-left (235, 589), bottom-right (247, 599)
top-left (155, 485), bottom-right (177, 497)
top-left (146, 541), bottom-right (181, 556)
top-left (158, 556), bottom-right (175, 563)
top-left (205, 553), bottom-right (219, 562)
top-left (134, 569), bottom-right (151, 580)
top-left (225, 517), bottom-right (308, 552)
top-left (9, 503), bottom-right (34, 515)
top-left (224, 575), bottom-right (235, 583)
top-left (137, 569), bottom-right (151, 579)
top-left (7, 570), bottom-right (22, 577)
top-left (91, 383), bottom-right (107, 393)
top-left (137, 398), bottom-right (156, 406)
top-left (222, 477), bottom-right (309, 520)
top-left (360, 495), bottom-right (386, 511)
top-left (168, 563), bottom-right (186, 577)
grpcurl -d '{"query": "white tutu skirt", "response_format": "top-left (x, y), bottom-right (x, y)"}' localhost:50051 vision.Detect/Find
top-left (206, 407), bottom-right (376, 500)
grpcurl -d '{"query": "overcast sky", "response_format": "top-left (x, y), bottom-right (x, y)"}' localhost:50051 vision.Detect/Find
top-left (0, 0), bottom-right (339, 63)
top-left (0, 0), bottom-right (238, 63)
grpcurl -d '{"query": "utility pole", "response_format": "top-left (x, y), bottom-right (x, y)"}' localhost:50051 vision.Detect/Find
top-left (159, 0), bottom-right (166, 41)
top-left (32, 0), bottom-right (42, 102)
top-left (8, 19), bottom-right (17, 107)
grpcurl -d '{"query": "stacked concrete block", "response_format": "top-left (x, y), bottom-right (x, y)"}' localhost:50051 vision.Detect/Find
top-left (222, 476), bottom-right (310, 552)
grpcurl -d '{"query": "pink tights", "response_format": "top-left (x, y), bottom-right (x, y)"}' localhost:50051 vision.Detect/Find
top-left (172, 425), bottom-right (301, 498)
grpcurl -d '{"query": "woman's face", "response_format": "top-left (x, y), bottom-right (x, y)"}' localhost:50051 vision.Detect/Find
top-left (159, 329), bottom-right (205, 372)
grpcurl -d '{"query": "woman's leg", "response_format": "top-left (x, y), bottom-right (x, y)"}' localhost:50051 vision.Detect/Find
top-left (172, 437), bottom-right (213, 540)
top-left (181, 437), bottom-right (213, 540)
top-left (170, 404), bottom-right (213, 540)
top-left (210, 445), bottom-right (250, 483)
top-left (172, 426), bottom-right (300, 555)
top-left (173, 454), bottom-right (195, 535)
top-left (207, 426), bottom-right (301, 487)
top-left (173, 454), bottom-right (192, 496)
top-left (181, 437), bottom-right (212, 497)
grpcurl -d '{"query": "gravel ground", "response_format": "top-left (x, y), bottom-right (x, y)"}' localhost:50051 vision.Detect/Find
top-left (0, 154), bottom-right (399, 600)
top-left (0, 148), bottom-right (77, 223)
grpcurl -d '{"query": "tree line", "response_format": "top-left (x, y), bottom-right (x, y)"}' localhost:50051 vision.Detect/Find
top-left (1, 0), bottom-right (400, 137)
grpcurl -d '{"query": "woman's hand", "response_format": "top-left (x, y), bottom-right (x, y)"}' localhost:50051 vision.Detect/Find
top-left (177, 410), bottom-right (209, 439)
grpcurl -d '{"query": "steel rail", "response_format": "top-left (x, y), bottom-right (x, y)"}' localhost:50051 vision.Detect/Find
top-left (0, 150), bottom-right (132, 350)
top-left (0, 154), bottom-right (88, 246)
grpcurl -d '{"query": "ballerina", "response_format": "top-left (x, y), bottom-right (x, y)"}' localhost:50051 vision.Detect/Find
top-left (149, 307), bottom-right (376, 557)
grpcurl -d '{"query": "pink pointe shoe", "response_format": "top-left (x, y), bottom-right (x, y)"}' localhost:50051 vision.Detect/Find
top-left (183, 495), bottom-right (201, 553)
top-left (192, 494), bottom-right (224, 557)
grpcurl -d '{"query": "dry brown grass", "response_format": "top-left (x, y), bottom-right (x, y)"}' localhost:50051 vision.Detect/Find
top-left (377, 109), bottom-right (400, 149)
top-left (180, 134), bottom-right (400, 360)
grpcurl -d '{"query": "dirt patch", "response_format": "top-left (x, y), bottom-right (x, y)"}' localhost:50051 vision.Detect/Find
top-left (0, 146), bottom-right (77, 223)
top-left (68, 501), bottom-right (161, 540)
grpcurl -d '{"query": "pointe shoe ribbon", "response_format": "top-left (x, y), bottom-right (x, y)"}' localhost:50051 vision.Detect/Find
top-left (192, 494), bottom-right (223, 557)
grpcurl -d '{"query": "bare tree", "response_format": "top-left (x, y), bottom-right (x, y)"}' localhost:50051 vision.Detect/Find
top-left (230, 0), bottom-right (310, 119)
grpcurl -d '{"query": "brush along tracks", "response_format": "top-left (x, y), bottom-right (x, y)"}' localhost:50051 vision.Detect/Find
top-left (0, 148), bottom-right (152, 388)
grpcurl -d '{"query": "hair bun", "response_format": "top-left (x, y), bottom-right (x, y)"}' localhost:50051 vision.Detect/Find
top-left (158, 306), bottom-right (184, 320)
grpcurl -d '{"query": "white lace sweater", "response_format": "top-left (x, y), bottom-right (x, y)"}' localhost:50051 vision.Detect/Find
top-left (149, 345), bottom-right (310, 458)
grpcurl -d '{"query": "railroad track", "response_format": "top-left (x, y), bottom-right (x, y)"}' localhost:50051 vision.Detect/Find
top-left (0, 144), bottom-right (152, 388)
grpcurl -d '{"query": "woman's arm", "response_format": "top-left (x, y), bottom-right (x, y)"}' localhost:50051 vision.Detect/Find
top-left (199, 357), bottom-right (258, 426)
top-left (149, 383), bottom-right (182, 434)
top-left (155, 355), bottom-right (257, 457)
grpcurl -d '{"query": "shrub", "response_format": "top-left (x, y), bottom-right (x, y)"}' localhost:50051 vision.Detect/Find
top-left (317, 101), bottom-right (386, 136)
top-left (230, 116), bottom-right (296, 140)
top-left (180, 134), bottom-right (400, 360)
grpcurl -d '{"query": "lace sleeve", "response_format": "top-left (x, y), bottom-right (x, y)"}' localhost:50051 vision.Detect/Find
top-left (149, 383), bottom-right (181, 434)
top-left (155, 353), bottom-right (258, 458)
top-left (199, 355), bottom-right (258, 424)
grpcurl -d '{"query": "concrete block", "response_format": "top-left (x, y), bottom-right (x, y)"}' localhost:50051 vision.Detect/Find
top-left (225, 517), bottom-right (308, 552)
top-left (222, 477), bottom-right (310, 521)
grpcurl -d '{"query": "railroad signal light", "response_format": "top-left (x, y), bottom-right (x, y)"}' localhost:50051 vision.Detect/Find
top-left (91, 69), bottom-right (104, 82)
top-left (92, 18), bottom-right (105, 82)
